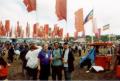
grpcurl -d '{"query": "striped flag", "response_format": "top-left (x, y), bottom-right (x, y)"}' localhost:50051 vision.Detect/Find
top-left (84, 9), bottom-right (93, 24)
top-left (103, 24), bottom-right (110, 31)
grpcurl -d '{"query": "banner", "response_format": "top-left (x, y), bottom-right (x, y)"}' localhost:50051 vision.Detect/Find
top-left (5, 20), bottom-right (10, 33)
top-left (103, 24), bottom-right (110, 31)
top-left (23, 0), bottom-right (36, 12)
top-left (56, 0), bottom-right (66, 20)
top-left (84, 9), bottom-right (93, 24)
top-left (75, 8), bottom-right (84, 32)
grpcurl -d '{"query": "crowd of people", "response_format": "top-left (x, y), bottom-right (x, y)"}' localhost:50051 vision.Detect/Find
top-left (0, 41), bottom-right (120, 80)
top-left (0, 42), bottom-right (75, 80)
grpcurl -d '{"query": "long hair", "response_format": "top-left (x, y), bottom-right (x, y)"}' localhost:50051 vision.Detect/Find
top-left (0, 57), bottom-right (7, 67)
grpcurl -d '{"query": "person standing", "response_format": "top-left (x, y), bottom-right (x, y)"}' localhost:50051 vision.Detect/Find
top-left (25, 45), bottom-right (41, 80)
top-left (51, 42), bottom-right (63, 80)
top-left (78, 44), bottom-right (82, 56)
top-left (116, 44), bottom-right (120, 65)
top-left (62, 42), bottom-right (74, 80)
top-left (20, 44), bottom-right (29, 78)
top-left (0, 57), bottom-right (8, 80)
top-left (38, 43), bottom-right (52, 80)
top-left (8, 44), bottom-right (15, 63)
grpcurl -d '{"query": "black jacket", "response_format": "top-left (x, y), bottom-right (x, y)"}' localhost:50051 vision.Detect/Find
top-left (63, 48), bottom-right (74, 72)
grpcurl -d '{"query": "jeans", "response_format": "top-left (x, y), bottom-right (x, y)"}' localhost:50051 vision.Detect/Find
top-left (39, 64), bottom-right (50, 80)
top-left (64, 67), bottom-right (72, 80)
top-left (26, 67), bottom-right (38, 80)
top-left (52, 65), bottom-right (62, 80)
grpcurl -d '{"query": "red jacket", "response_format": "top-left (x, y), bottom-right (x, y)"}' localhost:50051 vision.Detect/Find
top-left (0, 66), bottom-right (8, 77)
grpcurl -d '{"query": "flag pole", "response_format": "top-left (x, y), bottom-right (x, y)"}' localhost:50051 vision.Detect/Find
top-left (108, 25), bottom-right (111, 42)
top-left (91, 19), bottom-right (94, 43)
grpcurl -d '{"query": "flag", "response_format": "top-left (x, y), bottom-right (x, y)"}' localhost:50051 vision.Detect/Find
top-left (81, 29), bottom-right (85, 38)
top-left (75, 8), bottom-right (84, 32)
top-left (16, 22), bottom-right (20, 37)
top-left (9, 28), bottom-right (12, 38)
top-left (92, 18), bottom-right (98, 34)
top-left (103, 24), bottom-right (110, 31)
top-left (95, 28), bottom-right (101, 39)
top-left (66, 33), bottom-right (69, 40)
top-left (92, 18), bottom-right (102, 39)
top-left (96, 28), bottom-right (101, 39)
top-left (54, 24), bottom-right (59, 36)
top-left (21, 30), bottom-right (24, 38)
top-left (26, 22), bottom-right (30, 38)
top-left (48, 28), bottom-right (51, 37)
top-left (58, 28), bottom-right (63, 38)
top-left (56, 0), bottom-right (66, 20)
top-left (0, 21), bottom-right (6, 36)
top-left (33, 23), bottom-right (38, 37)
top-left (0, 21), bottom-right (3, 36)
top-left (51, 31), bottom-right (55, 38)
top-left (5, 20), bottom-right (10, 33)
top-left (23, 0), bottom-right (36, 12)
top-left (84, 9), bottom-right (93, 24)
top-left (39, 26), bottom-right (44, 38)
top-left (44, 24), bottom-right (49, 35)
top-left (74, 31), bottom-right (78, 39)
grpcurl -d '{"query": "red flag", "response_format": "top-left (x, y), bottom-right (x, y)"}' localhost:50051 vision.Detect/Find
top-left (21, 30), bottom-right (24, 38)
top-left (9, 28), bottom-right (12, 38)
top-left (74, 31), bottom-right (78, 39)
top-left (0, 21), bottom-right (3, 36)
top-left (66, 33), bottom-right (69, 39)
top-left (26, 22), bottom-right (30, 38)
top-left (39, 26), bottom-right (44, 38)
top-left (0, 21), bottom-right (6, 36)
top-left (23, 0), bottom-right (36, 12)
top-left (56, 0), bottom-right (66, 20)
top-left (54, 24), bottom-right (59, 36)
top-left (5, 20), bottom-right (10, 33)
top-left (44, 24), bottom-right (49, 35)
top-left (96, 28), bottom-right (101, 39)
top-left (16, 22), bottom-right (20, 37)
top-left (75, 8), bottom-right (84, 32)
top-left (51, 31), bottom-right (55, 38)
top-left (58, 28), bottom-right (63, 38)
top-left (33, 23), bottom-right (38, 37)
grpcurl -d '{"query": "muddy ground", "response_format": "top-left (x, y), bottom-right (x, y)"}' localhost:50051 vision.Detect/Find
top-left (3, 54), bottom-right (120, 80)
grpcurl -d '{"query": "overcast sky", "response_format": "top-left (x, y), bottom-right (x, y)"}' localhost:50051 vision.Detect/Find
top-left (0, 0), bottom-right (120, 37)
